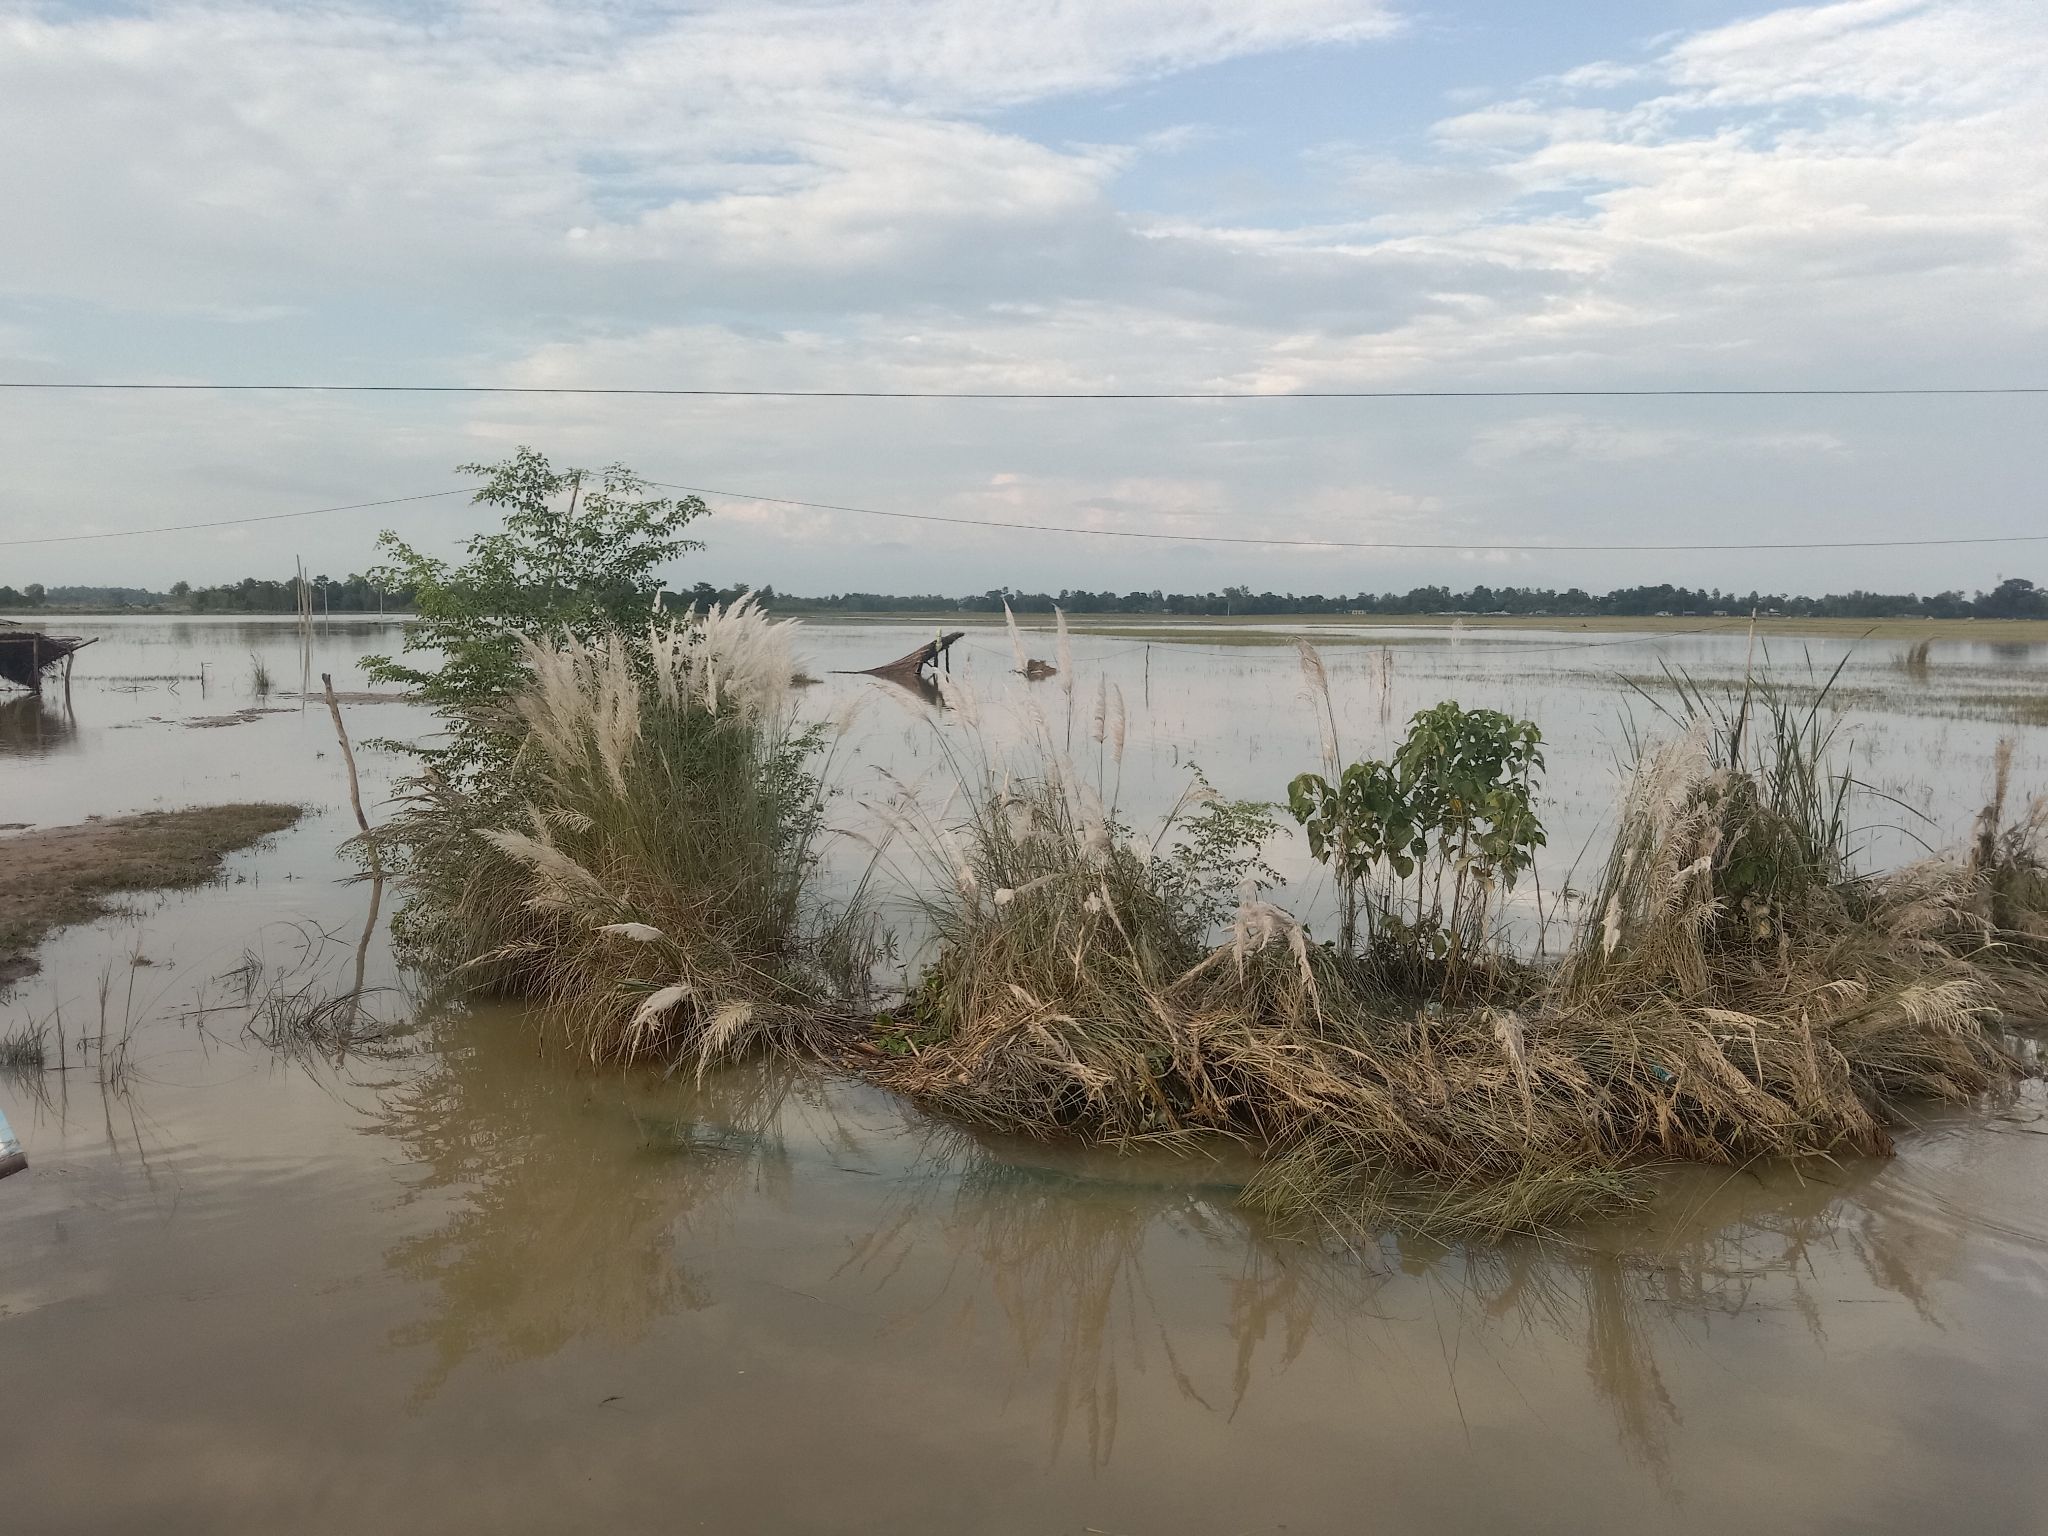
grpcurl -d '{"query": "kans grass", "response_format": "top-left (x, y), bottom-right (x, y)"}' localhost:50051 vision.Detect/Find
top-left (383, 604), bottom-right (2048, 1237)
top-left (380, 597), bottom-right (876, 1073)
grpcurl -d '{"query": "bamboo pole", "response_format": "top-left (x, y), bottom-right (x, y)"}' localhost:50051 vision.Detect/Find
top-left (321, 672), bottom-right (379, 873)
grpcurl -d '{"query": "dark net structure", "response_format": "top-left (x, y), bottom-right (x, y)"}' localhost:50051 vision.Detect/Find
top-left (0, 623), bottom-right (95, 693)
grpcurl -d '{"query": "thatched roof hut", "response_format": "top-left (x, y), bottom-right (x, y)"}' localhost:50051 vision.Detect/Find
top-left (0, 622), bottom-right (96, 693)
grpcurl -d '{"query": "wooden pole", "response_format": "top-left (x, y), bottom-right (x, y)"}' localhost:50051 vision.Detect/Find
top-left (350, 872), bottom-right (385, 1007)
top-left (321, 672), bottom-right (378, 872)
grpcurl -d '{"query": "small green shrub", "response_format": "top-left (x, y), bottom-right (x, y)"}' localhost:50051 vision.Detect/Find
top-left (1287, 674), bottom-right (1543, 988)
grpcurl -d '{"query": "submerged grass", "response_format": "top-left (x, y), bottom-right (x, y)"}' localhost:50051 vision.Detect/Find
top-left (0, 1019), bottom-right (47, 1073)
top-left (220, 920), bottom-right (413, 1064)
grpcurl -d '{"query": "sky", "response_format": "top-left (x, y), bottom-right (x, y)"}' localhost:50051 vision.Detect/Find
top-left (1, 0), bottom-right (2043, 598)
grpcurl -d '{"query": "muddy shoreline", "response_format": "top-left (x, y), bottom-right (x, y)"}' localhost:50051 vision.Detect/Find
top-left (0, 804), bottom-right (303, 984)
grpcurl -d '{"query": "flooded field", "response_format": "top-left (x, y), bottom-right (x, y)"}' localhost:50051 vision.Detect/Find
top-left (5, 614), bottom-right (2048, 1533)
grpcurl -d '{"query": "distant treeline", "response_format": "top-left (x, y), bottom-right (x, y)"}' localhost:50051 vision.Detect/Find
top-left (0, 573), bottom-right (414, 612)
top-left (0, 583), bottom-right (164, 607)
top-left (769, 577), bottom-right (2048, 620)
top-left (178, 573), bottom-right (413, 613)
top-left (7, 574), bottom-right (2044, 621)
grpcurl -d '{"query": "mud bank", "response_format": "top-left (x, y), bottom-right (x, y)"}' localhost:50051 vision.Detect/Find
top-left (0, 804), bottom-right (302, 984)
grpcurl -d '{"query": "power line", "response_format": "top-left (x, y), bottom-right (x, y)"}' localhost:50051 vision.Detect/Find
top-left (1, 380), bottom-right (2045, 401)
top-left (651, 481), bottom-right (2048, 553)
top-left (0, 488), bottom-right (468, 547)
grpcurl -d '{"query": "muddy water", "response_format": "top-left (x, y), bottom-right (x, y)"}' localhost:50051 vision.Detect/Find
top-left (4, 615), bottom-right (2048, 1533)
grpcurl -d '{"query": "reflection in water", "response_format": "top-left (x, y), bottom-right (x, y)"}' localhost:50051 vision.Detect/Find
top-left (370, 1007), bottom-right (802, 1400)
top-left (363, 998), bottom-right (2011, 1484)
top-left (845, 1136), bottom-right (1324, 1468)
top-left (0, 691), bottom-right (76, 755)
top-left (858, 668), bottom-right (946, 710)
top-left (908, 1146), bottom-right (1940, 1480)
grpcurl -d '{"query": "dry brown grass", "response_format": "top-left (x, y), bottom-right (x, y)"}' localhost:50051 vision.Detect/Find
top-left (391, 605), bottom-right (2047, 1238)
top-left (873, 679), bottom-right (2045, 1237)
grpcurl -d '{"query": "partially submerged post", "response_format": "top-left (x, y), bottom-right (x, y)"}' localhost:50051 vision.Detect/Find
top-left (321, 672), bottom-right (379, 874)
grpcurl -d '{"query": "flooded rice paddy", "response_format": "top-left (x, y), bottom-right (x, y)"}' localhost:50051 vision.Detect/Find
top-left (4, 614), bottom-right (2048, 1533)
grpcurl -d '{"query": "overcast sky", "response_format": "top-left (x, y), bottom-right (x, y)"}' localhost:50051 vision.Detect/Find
top-left (2, 0), bottom-right (2043, 596)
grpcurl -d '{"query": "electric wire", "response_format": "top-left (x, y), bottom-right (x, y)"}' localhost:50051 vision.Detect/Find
top-left (2, 381), bottom-right (2044, 400)
top-left (650, 481), bottom-right (2048, 554)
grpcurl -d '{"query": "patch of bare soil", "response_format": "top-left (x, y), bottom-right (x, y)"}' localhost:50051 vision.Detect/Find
top-left (0, 804), bottom-right (302, 985)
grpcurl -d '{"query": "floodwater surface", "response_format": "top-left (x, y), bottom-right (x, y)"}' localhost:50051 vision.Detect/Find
top-left (3, 614), bottom-right (2047, 1533)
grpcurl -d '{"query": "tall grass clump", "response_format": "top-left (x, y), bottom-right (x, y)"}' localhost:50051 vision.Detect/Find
top-left (876, 676), bottom-right (1294, 1136)
top-left (1963, 738), bottom-right (2048, 992)
top-left (1550, 675), bottom-right (2022, 1162)
top-left (883, 648), bottom-right (2044, 1239)
top-left (872, 676), bottom-right (1631, 1235)
top-left (1246, 675), bottom-right (2041, 1233)
top-left (384, 596), bottom-right (866, 1069)
top-left (885, 712), bottom-right (1638, 1233)
top-left (0, 1020), bottom-right (48, 1073)
top-left (1971, 740), bottom-right (2048, 929)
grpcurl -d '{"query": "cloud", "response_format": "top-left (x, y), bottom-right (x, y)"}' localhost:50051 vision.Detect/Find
top-left (0, 0), bottom-right (1395, 315)
top-left (2, 0), bottom-right (2042, 597)
top-left (1470, 415), bottom-right (1848, 466)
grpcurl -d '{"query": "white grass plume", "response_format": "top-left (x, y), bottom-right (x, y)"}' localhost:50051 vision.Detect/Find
top-left (599, 921), bottom-right (665, 942)
top-left (1003, 600), bottom-right (1029, 676)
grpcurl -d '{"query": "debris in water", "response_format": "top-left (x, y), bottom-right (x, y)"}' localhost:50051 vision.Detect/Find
top-left (0, 1107), bottom-right (25, 1179)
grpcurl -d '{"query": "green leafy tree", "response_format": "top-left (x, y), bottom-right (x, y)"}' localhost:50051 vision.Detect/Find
top-left (365, 447), bottom-right (705, 786)
top-left (1286, 756), bottom-right (1415, 957)
top-left (1976, 576), bottom-right (2046, 620)
top-left (1393, 702), bottom-right (1545, 960)
top-left (1288, 702), bottom-right (1543, 987)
